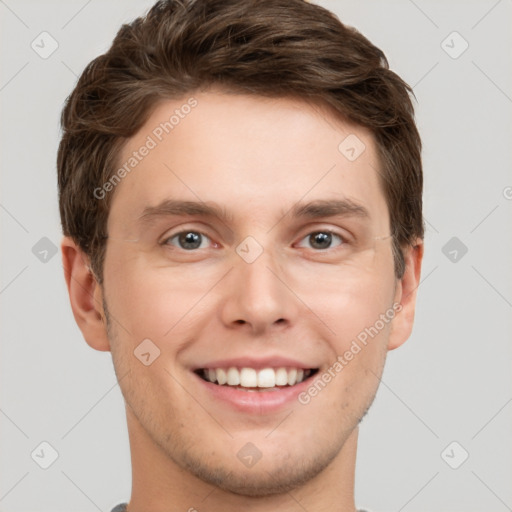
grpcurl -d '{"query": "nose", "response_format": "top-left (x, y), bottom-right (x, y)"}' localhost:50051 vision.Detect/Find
top-left (219, 246), bottom-right (299, 335)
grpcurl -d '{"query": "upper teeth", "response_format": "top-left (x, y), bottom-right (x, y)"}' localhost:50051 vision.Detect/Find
top-left (202, 367), bottom-right (311, 387)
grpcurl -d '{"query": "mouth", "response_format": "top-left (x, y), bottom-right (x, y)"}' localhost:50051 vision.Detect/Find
top-left (194, 366), bottom-right (319, 392)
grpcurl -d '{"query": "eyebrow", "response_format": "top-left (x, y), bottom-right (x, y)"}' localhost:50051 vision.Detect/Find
top-left (139, 200), bottom-right (234, 224)
top-left (290, 198), bottom-right (369, 220)
top-left (138, 198), bottom-right (369, 225)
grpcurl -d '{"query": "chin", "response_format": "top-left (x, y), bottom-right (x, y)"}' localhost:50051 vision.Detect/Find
top-left (176, 444), bottom-right (340, 497)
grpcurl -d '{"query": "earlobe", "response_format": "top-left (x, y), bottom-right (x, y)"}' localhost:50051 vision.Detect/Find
top-left (61, 236), bottom-right (111, 352)
top-left (387, 239), bottom-right (424, 351)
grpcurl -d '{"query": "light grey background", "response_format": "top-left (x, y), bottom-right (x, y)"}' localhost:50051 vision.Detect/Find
top-left (1, 1), bottom-right (511, 511)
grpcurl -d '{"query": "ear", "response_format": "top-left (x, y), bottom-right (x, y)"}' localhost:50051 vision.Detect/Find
top-left (61, 236), bottom-right (110, 352)
top-left (388, 239), bottom-right (424, 351)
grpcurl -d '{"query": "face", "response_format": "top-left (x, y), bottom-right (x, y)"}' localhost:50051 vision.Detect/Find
top-left (94, 90), bottom-right (410, 495)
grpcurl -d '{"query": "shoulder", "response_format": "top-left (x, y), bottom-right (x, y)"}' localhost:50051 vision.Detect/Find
top-left (110, 504), bottom-right (371, 511)
top-left (111, 504), bottom-right (128, 512)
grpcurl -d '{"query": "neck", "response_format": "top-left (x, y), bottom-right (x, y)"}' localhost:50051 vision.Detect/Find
top-left (124, 404), bottom-right (359, 512)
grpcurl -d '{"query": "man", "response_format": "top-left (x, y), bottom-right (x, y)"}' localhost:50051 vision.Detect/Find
top-left (58, 0), bottom-right (424, 510)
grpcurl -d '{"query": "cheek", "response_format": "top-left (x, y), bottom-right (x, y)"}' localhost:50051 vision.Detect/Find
top-left (104, 253), bottom-right (223, 341)
top-left (289, 259), bottom-right (396, 342)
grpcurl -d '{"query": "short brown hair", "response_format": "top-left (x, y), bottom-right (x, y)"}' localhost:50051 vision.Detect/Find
top-left (58, 0), bottom-right (423, 283)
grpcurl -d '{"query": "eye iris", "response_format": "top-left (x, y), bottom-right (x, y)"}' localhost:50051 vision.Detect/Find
top-left (310, 232), bottom-right (332, 249)
top-left (179, 232), bottom-right (202, 249)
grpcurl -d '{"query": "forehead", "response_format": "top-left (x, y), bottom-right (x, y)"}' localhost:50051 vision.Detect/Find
top-left (108, 90), bottom-right (388, 232)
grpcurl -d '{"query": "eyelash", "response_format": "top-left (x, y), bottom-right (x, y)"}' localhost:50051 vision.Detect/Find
top-left (161, 229), bottom-right (348, 251)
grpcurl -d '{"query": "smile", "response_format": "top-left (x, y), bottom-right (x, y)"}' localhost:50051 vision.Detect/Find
top-left (195, 366), bottom-right (319, 391)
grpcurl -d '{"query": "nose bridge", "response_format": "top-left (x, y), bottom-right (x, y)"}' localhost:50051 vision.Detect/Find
top-left (239, 245), bottom-right (280, 295)
top-left (221, 238), bottom-right (296, 331)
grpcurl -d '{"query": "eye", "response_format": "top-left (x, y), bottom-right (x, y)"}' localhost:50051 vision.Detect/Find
top-left (163, 231), bottom-right (212, 250)
top-left (296, 230), bottom-right (345, 250)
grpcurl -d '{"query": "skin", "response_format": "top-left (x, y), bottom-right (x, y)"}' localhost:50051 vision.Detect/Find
top-left (62, 89), bottom-right (423, 512)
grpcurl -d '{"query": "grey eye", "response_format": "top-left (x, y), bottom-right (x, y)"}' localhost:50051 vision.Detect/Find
top-left (310, 232), bottom-right (332, 249)
top-left (297, 231), bottom-right (344, 250)
top-left (166, 231), bottom-right (210, 250)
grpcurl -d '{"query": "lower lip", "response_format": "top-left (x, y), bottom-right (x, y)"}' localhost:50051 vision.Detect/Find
top-left (192, 371), bottom-right (315, 414)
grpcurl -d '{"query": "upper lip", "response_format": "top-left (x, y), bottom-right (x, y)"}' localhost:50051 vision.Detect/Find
top-left (192, 356), bottom-right (319, 371)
